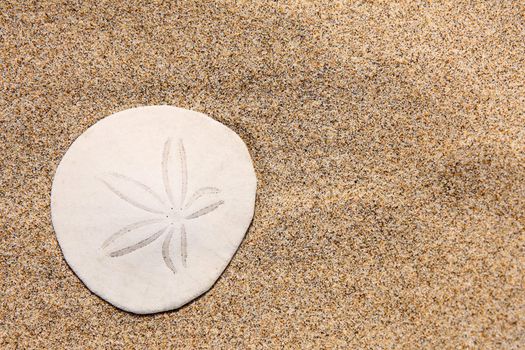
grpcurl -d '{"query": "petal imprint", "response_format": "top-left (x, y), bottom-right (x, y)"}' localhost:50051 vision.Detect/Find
top-left (162, 138), bottom-right (175, 206)
top-left (185, 200), bottom-right (225, 220)
top-left (109, 226), bottom-right (168, 257)
top-left (108, 173), bottom-right (166, 207)
top-left (102, 218), bottom-right (164, 248)
top-left (179, 139), bottom-right (188, 210)
top-left (162, 228), bottom-right (177, 274)
top-left (100, 178), bottom-right (165, 214)
top-left (184, 187), bottom-right (220, 209)
top-left (181, 224), bottom-right (187, 267)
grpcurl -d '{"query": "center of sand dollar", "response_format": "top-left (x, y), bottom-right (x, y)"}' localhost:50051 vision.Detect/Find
top-left (167, 209), bottom-right (182, 225)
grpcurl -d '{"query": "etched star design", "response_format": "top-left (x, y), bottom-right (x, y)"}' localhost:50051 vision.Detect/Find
top-left (100, 138), bottom-right (224, 274)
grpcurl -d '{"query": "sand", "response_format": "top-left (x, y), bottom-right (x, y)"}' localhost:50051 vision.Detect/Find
top-left (1, 1), bottom-right (524, 348)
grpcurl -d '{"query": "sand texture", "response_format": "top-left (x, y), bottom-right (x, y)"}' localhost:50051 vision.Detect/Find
top-left (1, 1), bottom-right (524, 348)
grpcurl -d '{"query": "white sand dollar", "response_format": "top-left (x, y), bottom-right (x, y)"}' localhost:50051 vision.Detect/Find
top-left (51, 106), bottom-right (257, 314)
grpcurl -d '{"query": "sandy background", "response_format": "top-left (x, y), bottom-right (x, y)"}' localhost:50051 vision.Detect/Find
top-left (1, 1), bottom-right (524, 348)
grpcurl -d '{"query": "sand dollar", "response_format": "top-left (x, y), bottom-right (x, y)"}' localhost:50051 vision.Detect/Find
top-left (51, 106), bottom-right (257, 314)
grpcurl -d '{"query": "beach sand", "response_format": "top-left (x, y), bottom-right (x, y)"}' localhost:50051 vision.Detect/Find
top-left (1, 1), bottom-right (524, 348)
